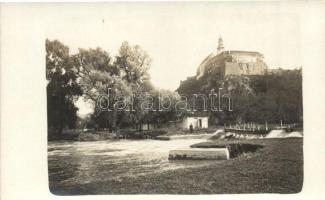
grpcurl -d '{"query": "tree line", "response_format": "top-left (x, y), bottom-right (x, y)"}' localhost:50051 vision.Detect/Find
top-left (46, 39), bottom-right (179, 137)
top-left (176, 68), bottom-right (303, 125)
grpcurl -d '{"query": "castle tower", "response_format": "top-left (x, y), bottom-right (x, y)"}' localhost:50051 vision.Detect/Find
top-left (217, 36), bottom-right (225, 54)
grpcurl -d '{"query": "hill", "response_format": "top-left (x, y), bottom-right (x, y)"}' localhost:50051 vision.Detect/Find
top-left (176, 69), bottom-right (303, 125)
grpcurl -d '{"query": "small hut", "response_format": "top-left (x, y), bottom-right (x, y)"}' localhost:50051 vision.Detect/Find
top-left (182, 116), bottom-right (208, 130)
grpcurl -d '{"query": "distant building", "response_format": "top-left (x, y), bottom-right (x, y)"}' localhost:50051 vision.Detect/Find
top-left (182, 116), bottom-right (208, 130)
top-left (196, 36), bottom-right (268, 79)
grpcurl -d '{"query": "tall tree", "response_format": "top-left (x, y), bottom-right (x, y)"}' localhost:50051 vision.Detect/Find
top-left (72, 47), bottom-right (131, 131)
top-left (114, 41), bottom-right (152, 86)
top-left (46, 39), bottom-right (82, 136)
top-left (73, 42), bottom-right (154, 131)
top-left (113, 41), bottom-right (154, 129)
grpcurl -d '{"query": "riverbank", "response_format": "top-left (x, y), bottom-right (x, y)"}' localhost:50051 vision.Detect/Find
top-left (48, 127), bottom-right (220, 141)
top-left (49, 137), bottom-right (303, 194)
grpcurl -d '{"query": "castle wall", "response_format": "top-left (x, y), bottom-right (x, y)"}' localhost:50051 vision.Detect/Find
top-left (225, 62), bottom-right (266, 76)
top-left (196, 50), bottom-right (267, 79)
top-left (224, 62), bottom-right (241, 75)
top-left (233, 54), bottom-right (257, 63)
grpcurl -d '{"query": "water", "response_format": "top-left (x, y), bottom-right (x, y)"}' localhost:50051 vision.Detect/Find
top-left (265, 130), bottom-right (303, 138)
top-left (48, 137), bottom-right (216, 187)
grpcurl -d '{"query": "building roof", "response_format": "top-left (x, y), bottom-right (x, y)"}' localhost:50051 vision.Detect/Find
top-left (198, 53), bottom-right (216, 66)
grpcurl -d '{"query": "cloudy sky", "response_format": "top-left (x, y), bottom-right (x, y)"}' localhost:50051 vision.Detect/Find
top-left (41, 2), bottom-right (304, 114)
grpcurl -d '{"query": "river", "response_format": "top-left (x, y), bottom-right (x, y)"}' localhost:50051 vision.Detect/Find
top-left (48, 136), bottom-right (216, 188)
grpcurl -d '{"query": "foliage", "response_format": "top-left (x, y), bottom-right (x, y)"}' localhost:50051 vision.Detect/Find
top-left (177, 70), bottom-right (303, 125)
top-left (71, 41), bottom-right (164, 131)
top-left (46, 39), bottom-right (83, 136)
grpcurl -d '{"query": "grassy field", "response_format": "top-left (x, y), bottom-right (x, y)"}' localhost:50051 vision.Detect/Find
top-left (50, 138), bottom-right (303, 195)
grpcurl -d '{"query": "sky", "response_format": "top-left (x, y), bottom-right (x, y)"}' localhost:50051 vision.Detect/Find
top-left (43, 2), bottom-right (304, 115)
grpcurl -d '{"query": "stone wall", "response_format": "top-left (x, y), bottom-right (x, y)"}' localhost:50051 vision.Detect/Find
top-left (196, 51), bottom-right (267, 79)
top-left (224, 61), bottom-right (266, 76)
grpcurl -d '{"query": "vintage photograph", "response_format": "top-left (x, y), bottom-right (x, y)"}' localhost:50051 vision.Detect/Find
top-left (46, 3), bottom-right (303, 195)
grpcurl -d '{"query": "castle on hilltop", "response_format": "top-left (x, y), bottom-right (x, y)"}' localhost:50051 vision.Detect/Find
top-left (196, 37), bottom-right (268, 79)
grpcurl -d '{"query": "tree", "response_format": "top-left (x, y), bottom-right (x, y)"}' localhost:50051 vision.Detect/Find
top-left (114, 41), bottom-right (152, 86)
top-left (46, 39), bottom-right (82, 136)
top-left (73, 42), bottom-right (154, 131)
top-left (142, 89), bottom-right (181, 128)
top-left (176, 69), bottom-right (303, 125)
top-left (113, 41), bottom-right (154, 130)
top-left (72, 47), bottom-right (130, 131)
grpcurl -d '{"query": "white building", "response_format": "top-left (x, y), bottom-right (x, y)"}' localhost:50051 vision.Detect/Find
top-left (182, 117), bottom-right (208, 129)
